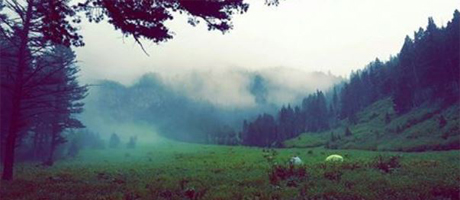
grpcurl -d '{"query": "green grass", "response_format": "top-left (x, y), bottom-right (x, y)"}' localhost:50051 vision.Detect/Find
top-left (1, 139), bottom-right (459, 199)
top-left (285, 98), bottom-right (460, 152)
top-left (284, 133), bottom-right (327, 148)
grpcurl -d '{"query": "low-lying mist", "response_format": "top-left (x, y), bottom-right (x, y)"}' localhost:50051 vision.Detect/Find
top-left (80, 67), bottom-right (343, 143)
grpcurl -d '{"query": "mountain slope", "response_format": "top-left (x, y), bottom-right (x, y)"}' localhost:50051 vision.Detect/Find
top-left (284, 98), bottom-right (460, 152)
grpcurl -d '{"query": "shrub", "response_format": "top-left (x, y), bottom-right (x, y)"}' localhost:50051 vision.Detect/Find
top-left (340, 161), bottom-right (362, 171)
top-left (262, 148), bottom-right (278, 165)
top-left (268, 164), bottom-right (307, 187)
top-left (373, 155), bottom-right (401, 173)
top-left (323, 168), bottom-right (343, 181)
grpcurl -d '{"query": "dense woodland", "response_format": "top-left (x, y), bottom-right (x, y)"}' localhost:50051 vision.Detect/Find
top-left (240, 10), bottom-right (460, 147)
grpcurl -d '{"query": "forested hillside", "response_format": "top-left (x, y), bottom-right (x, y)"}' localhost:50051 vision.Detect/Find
top-left (240, 10), bottom-right (460, 149)
top-left (284, 98), bottom-right (459, 151)
top-left (82, 70), bottom-right (342, 144)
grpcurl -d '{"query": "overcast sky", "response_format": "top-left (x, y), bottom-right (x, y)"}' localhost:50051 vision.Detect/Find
top-left (74, 0), bottom-right (459, 85)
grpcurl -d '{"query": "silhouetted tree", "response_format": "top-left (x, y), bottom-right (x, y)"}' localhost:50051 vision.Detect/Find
top-left (126, 136), bottom-right (137, 149)
top-left (75, 0), bottom-right (249, 53)
top-left (241, 114), bottom-right (277, 147)
top-left (109, 133), bottom-right (121, 149)
top-left (385, 113), bottom-right (392, 124)
top-left (330, 132), bottom-right (337, 142)
top-left (0, 0), bottom-right (85, 180)
top-left (344, 127), bottom-right (352, 137)
top-left (39, 46), bottom-right (87, 166)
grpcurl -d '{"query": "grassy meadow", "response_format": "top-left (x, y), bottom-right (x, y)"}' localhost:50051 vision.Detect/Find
top-left (284, 98), bottom-right (460, 152)
top-left (1, 139), bottom-right (459, 200)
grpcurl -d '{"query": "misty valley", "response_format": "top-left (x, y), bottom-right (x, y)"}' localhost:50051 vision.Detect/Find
top-left (1, 1), bottom-right (459, 200)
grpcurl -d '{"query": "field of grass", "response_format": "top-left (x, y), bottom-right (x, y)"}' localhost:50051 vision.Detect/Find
top-left (1, 138), bottom-right (459, 200)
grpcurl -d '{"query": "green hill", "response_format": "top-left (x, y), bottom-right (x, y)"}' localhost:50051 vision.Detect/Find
top-left (284, 98), bottom-right (460, 152)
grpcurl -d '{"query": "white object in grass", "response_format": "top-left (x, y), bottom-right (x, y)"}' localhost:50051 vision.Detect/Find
top-left (290, 156), bottom-right (303, 165)
top-left (325, 154), bottom-right (344, 162)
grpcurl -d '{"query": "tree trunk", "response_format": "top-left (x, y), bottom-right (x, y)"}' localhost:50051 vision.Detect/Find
top-left (2, 1), bottom-right (33, 181)
top-left (46, 83), bottom-right (63, 166)
top-left (2, 107), bottom-right (21, 180)
top-left (46, 127), bottom-right (58, 166)
top-left (32, 131), bottom-right (42, 160)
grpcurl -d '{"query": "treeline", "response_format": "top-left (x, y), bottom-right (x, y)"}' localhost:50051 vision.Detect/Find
top-left (0, 40), bottom-right (88, 163)
top-left (240, 91), bottom-right (330, 147)
top-left (59, 130), bottom-right (138, 160)
top-left (239, 10), bottom-right (460, 147)
top-left (341, 11), bottom-right (459, 118)
top-left (0, 40), bottom-right (87, 165)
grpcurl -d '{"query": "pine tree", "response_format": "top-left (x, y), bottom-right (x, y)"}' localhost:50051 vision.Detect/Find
top-left (109, 133), bottom-right (121, 149)
top-left (345, 127), bottom-right (353, 137)
top-left (385, 113), bottom-right (392, 124)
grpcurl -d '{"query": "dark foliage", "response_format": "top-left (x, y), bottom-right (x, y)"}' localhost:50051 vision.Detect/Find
top-left (268, 164), bottom-right (308, 187)
top-left (325, 132), bottom-right (339, 149)
top-left (385, 112), bottom-right (391, 124)
top-left (1, 0), bottom-right (88, 180)
top-left (241, 91), bottom-right (329, 147)
top-left (241, 114), bottom-right (277, 147)
top-left (344, 127), bottom-right (352, 137)
top-left (323, 167), bottom-right (343, 181)
top-left (373, 155), bottom-right (401, 173)
top-left (340, 11), bottom-right (459, 116)
top-left (75, 0), bottom-right (249, 49)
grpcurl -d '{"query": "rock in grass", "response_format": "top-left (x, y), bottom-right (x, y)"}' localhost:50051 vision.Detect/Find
top-left (290, 156), bottom-right (303, 165)
top-left (325, 154), bottom-right (344, 162)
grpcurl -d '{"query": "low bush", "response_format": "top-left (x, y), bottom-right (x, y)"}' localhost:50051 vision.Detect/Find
top-left (268, 164), bottom-right (308, 187)
top-left (372, 155), bottom-right (401, 173)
